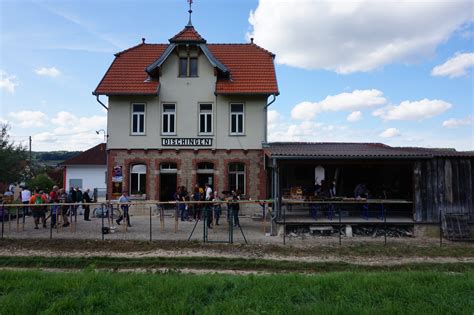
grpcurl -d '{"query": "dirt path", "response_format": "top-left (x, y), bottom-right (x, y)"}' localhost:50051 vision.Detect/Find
top-left (1, 241), bottom-right (473, 266)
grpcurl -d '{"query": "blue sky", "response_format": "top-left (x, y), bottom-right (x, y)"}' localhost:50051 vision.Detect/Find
top-left (1, 0), bottom-right (473, 151)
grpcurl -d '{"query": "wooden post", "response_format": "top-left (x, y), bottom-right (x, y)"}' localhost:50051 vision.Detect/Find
top-left (174, 204), bottom-right (178, 233)
top-left (16, 206), bottom-right (20, 232)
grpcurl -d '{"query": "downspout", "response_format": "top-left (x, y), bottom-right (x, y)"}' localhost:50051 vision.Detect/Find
top-left (95, 94), bottom-right (108, 111)
top-left (263, 94), bottom-right (276, 144)
top-left (94, 93), bottom-right (109, 199)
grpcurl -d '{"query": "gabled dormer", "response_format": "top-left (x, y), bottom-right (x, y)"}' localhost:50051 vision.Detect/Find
top-left (145, 25), bottom-right (229, 83)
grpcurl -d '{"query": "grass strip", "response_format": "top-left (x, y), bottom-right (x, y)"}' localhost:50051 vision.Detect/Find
top-left (0, 269), bottom-right (473, 314)
top-left (0, 255), bottom-right (473, 273)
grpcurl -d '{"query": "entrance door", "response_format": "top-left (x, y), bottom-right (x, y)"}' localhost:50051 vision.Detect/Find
top-left (197, 174), bottom-right (214, 190)
top-left (160, 173), bottom-right (177, 201)
top-left (159, 162), bottom-right (178, 202)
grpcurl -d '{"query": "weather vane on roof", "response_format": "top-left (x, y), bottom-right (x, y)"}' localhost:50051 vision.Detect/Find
top-left (187, 0), bottom-right (193, 27)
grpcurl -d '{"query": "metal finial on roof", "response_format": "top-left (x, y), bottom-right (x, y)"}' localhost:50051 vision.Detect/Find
top-left (186, 0), bottom-right (193, 27)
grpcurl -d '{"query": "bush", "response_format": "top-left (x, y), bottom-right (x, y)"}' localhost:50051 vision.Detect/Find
top-left (27, 173), bottom-right (55, 192)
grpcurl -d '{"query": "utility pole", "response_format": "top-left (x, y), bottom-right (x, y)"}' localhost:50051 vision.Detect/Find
top-left (29, 136), bottom-right (32, 164)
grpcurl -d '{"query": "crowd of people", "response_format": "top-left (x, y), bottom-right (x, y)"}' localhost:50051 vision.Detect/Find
top-left (173, 183), bottom-right (241, 228)
top-left (3, 185), bottom-right (94, 229)
top-left (3, 182), bottom-right (244, 230)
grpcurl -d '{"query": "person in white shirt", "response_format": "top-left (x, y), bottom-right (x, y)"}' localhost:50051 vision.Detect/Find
top-left (205, 183), bottom-right (212, 201)
top-left (116, 191), bottom-right (131, 227)
top-left (21, 187), bottom-right (31, 216)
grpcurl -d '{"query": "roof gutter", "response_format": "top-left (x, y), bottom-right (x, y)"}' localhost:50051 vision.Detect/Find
top-left (95, 95), bottom-right (108, 111)
top-left (267, 155), bottom-right (432, 160)
top-left (263, 94), bottom-right (277, 144)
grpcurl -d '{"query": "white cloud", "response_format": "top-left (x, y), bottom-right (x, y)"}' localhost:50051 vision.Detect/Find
top-left (35, 67), bottom-right (61, 77)
top-left (248, 0), bottom-right (473, 73)
top-left (51, 111), bottom-right (77, 126)
top-left (379, 128), bottom-right (401, 138)
top-left (347, 111), bottom-right (362, 122)
top-left (373, 99), bottom-right (452, 121)
top-left (291, 89), bottom-right (386, 120)
top-left (442, 116), bottom-right (474, 128)
top-left (0, 70), bottom-right (19, 93)
top-left (8, 110), bottom-right (48, 128)
top-left (34, 111), bottom-right (107, 151)
top-left (431, 52), bottom-right (474, 78)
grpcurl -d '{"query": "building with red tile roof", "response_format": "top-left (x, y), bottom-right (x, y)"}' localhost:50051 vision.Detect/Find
top-left (93, 14), bottom-right (472, 228)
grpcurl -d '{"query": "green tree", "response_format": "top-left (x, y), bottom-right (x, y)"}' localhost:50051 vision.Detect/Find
top-left (27, 173), bottom-right (55, 192)
top-left (0, 123), bottom-right (28, 184)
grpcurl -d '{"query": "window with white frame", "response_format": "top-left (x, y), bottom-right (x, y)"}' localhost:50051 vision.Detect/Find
top-left (230, 103), bottom-right (244, 135)
top-left (130, 164), bottom-right (146, 195)
top-left (131, 104), bottom-right (145, 135)
top-left (228, 163), bottom-right (245, 194)
top-left (199, 104), bottom-right (213, 134)
top-left (162, 104), bottom-right (176, 134)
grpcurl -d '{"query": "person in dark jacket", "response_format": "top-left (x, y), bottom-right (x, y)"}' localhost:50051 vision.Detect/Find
top-left (230, 190), bottom-right (240, 228)
top-left (83, 188), bottom-right (92, 221)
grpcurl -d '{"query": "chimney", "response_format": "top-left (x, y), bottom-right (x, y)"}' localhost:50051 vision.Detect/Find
top-left (142, 38), bottom-right (146, 44)
top-left (250, 37), bottom-right (254, 44)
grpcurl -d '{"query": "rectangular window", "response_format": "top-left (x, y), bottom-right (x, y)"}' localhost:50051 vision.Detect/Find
top-left (230, 103), bottom-right (244, 135)
top-left (162, 104), bottom-right (176, 134)
top-left (69, 179), bottom-right (83, 190)
top-left (189, 58), bottom-right (198, 77)
top-left (131, 103), bottom-right (145, 135)
top-left (199, 104), bottom-right (212, 134)
top-left (179, 57), bottom-right (198, 77)
top-left (228, 163), bottom-right (245, 194)
top-left (179, 58), bottom-right (188, 77)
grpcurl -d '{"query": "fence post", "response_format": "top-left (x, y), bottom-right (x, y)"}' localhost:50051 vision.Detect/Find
top-left (1, 203), bottom-right (4, 240)
top-left (339, 206), bottom-right (342, 246)
top-left (384, 204), bottom-right (387, 246)
top-left (439, 210), bottom-right (443, 247)
top-left (149, 206), bottom-right (152, 242)
top-left (49, 205), bottom-right (53, 240)
top-left (101, 203), bottom-right (105, 241)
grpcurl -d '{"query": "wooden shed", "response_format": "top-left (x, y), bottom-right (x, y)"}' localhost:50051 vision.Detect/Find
top-left (264, 142), bottom-right (473, 224)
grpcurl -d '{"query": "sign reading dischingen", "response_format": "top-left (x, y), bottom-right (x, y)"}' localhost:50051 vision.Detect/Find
top-left (162, 138), bottom-right (213, 147)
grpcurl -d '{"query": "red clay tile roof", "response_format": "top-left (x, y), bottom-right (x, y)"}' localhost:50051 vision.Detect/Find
top-left (169, 26), bottom-right (206, 43)
top-left (94, 43), bottom-right (167, 95)
top-left (60, 143), bottom-right (107, 166)
top-left (264, 142), bottom-right (474, 159)
top-left (94, 36), bottom-right (279, 96)
top-left (209, 44), bottom-right (279, 95)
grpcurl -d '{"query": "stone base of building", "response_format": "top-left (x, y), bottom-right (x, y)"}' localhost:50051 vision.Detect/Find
top-left (107, 148), bottom-right (267, 201)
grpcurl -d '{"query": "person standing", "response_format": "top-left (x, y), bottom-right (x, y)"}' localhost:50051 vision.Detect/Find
top-left (49, 186), bottom-right (60, 228)
top-left (178, 186), bottom-right (188, 222)
top-left (116, 191), bottom-right (131, 227)
top-left (21, 187), bottom-right (31, 217)
top-left (83, 189), bottom-right (92, 221)
top-left (231, 190), bottom-right (240, 228)
top-left (29, 189), bottom-right (47, 229)
top-left (74, 187), bottom-right (83, 216)
top-left (59, 188), bottom-right (70, 227)
top-left (212, 191), bottom-right (222, 226)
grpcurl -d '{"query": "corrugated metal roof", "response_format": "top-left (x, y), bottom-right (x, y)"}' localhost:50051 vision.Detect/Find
top-left (264, 142), bottom-right (474, 159)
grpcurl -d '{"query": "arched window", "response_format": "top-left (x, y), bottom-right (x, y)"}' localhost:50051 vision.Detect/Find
top-left (228, 163), bottom-right (245, 194)
top-left (130, 164), bottom-right (146, 194)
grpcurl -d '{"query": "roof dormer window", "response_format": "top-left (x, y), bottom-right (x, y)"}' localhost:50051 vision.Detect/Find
top-left (179, 56), bottom-right (198, 77)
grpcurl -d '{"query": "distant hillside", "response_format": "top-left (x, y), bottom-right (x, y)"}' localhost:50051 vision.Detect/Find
top-left (33, 151), bottom-right (82, 167)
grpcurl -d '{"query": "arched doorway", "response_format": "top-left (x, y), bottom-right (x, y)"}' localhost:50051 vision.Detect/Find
top-left (197, 162), bottom-right (214, 189)
top-left (160, 162), bottom-right (177, 201)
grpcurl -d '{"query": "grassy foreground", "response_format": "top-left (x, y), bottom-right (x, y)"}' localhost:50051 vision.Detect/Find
top-left (0, 270), bottom-right (473, 314)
